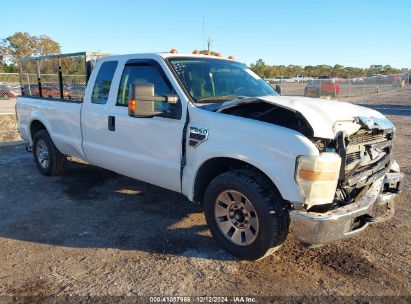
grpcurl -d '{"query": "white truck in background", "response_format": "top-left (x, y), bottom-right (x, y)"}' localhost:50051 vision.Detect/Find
top-left (16, 51), bottom-right (403, 260)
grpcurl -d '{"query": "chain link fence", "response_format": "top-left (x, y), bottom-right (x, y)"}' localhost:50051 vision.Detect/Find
top-left (1, 67), bottom-right (410, 102)
top-left (267, 74), bottom-right (411, 102)
top-left (0, 73), bottom-right (20, 100)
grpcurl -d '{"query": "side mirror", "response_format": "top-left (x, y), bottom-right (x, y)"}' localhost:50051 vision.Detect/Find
top-left (128, 83), bottom-right (178, 118)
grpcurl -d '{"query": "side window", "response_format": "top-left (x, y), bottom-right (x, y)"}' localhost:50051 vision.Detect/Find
top-left (117, 64), bottom-right (173, 107)
top-left (91, 61), bottom-right (118, 104)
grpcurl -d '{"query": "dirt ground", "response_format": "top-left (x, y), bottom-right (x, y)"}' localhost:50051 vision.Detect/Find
top-left (0, 99), bottom-right (17, 115)
top-left (0, 114), bottom-right (20, 142)
top-left (0, 91), bottom-right (410, 302)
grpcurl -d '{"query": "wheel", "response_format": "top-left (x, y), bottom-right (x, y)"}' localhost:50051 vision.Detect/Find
top-left (203, 169), bottom-right (290, 260)
top-left (33, 130), bottom-right (67, 176)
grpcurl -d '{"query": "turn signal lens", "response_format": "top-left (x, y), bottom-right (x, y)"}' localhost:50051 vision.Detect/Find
top-left (192, 50), bottom-right (200, 54)
top-left (128, 99), bottom-right (136, 113)
top-left (295, 153), bottom-right (341, 208)
top-left (169, 49), bottom-right (177, 54)
top-left (298, 169), bottom-right (339, 181)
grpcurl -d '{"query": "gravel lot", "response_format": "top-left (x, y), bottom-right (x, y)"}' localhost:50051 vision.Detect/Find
top-left (0, 91), bottom-right (410, 302)
top-left (0, 114), bottom-right (20, 142)
top-left (0, 98), bottom-right (17, 115)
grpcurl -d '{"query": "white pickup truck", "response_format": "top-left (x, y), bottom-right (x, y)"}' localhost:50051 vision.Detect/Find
top-left (16, 51), bottom-right (403, 260)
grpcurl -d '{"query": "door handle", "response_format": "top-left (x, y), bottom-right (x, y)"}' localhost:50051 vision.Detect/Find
top-left (108, 116), bottom-right (115, 131)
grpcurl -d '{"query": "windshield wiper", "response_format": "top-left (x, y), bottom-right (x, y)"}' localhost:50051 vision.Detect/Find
top-left (196, 95), bottom-right (246, 103)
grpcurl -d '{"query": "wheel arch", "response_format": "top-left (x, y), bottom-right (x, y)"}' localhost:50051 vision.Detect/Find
top-left (30, 119), bottom-right (48, 141)
top-left (26, 109), bottom-right (54, 145)
top-left (26, 110), bottom-right (53, 145)
top-left (192, 157), bottom-right (284, 203)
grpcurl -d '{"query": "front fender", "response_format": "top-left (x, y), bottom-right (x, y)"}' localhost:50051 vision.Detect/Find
top-left (182, 108), bottom-right (319, 203)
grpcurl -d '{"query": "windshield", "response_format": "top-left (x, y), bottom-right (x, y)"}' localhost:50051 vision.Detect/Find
top-left (168, 57), bottom-right (278, 103)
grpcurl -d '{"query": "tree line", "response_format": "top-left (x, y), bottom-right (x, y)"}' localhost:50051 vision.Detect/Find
top-left (0, 32), bottom-right (61, 72)
top-left (249, 59), bottom-right (405, 78)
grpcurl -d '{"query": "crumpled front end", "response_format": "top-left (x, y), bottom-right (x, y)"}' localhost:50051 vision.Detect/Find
top-left (290, 116), bottom-right (404, 245)
top-left (214, 96), bottom-right (404, 245)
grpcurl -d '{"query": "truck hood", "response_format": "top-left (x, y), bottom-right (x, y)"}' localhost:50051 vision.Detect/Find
top-left (218, 95), bottom-right (387, 139)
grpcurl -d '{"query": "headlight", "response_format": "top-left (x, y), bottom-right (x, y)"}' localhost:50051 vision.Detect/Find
top-left (295, 152), bottom-right (341, 208)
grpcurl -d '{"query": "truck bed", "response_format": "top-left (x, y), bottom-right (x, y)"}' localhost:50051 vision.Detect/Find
top-left (16, 97), bottom-right (85, 160)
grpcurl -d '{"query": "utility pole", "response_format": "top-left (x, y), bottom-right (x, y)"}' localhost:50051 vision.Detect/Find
top-left (202, 17), bottom-right (213, 52)
top-left (207, 37), bottom-right (213, 52)
top-left (202, 16), bottom-right (205, 50)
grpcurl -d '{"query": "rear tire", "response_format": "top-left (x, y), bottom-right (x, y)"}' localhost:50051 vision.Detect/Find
top-left (203, 169), bottom-right (290, 260)
top-left (33, 130), bottom-right (67, 176)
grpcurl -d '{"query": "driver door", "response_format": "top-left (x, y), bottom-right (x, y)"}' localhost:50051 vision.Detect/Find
top-left (86, 60), bottom-right (185, 192)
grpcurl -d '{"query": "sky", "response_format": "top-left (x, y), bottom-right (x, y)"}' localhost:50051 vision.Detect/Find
top-left (1, 0), bottom-right (410, 68)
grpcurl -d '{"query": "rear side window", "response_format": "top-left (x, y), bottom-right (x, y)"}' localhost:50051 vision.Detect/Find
top-left (117, 64), bottom-right (173, 106)
top-left (91, 61), bottom-right (118, 104)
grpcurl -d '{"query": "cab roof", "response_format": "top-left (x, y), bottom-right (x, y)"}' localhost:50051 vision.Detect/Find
top-left (100, 52), bottom-right (236, 62)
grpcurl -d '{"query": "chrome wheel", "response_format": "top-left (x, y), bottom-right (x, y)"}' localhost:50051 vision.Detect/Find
top-left (36, 139), bottom-right (49, 169)
top-left (214, 190), bottom-right (259, 246)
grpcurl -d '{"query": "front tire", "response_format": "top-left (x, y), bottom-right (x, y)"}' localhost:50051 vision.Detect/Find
top-left (33, 130), bottom-right (67, 176)
top-left (203, 170), bottom-right (290, 260)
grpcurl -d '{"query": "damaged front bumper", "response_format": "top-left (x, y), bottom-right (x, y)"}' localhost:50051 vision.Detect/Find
top-left (289, 169), bottom-right (403, 246)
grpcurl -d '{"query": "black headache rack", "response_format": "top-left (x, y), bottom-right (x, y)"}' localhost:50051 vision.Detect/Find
top-left (19, 52), bottom-right (108, 102)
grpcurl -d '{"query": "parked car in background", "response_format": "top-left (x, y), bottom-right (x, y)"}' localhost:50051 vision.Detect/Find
top-left (280, 76), bottom-right (295, 83)
top-left (268, 76), bottom-right (286, 84)
top-left (317, 75), bottom-right (344, 83)
top-left (0, 83), bottom-right (19, 100)
top-left (368, 74), bottom-right (381, 78)
top-left (318, 75), bottom-right (332, 80)
top-left (332, 77), bottom-right (344, 83)
top-left (294, 75), bottom-right (313, 83)
top-left (65, 83), bottom-right (87, 100)
top-left (393, 75), bottom-right (406, 88)
top-left (31, 84), bottom-right (70, 99)
top-left (304, 79), bottom-right (341, 97)
top-left (267, 76), bottom-right (295, 84)
top-left (352, 77), bottom-right (364, 83)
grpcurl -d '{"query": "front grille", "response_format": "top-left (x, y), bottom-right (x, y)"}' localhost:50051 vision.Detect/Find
top-left (349, 130), bottom-right (388, 145)
top-left (346, 151), bottom-right (361, 165)
top-left (344, 129), bottom-right (393, 188)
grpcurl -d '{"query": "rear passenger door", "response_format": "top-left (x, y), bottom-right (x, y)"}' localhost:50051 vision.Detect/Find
top-left (82, 60), bottom-right (119, 167)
